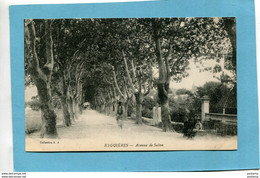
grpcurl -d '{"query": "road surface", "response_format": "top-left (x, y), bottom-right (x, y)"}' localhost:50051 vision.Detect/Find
top-left (26, 109), bottom-right (237, 151)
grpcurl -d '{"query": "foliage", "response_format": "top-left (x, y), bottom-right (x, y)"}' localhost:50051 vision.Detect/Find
top-left (192, 81), bottom-right (234, 114)
top-left (143, 96), bottom-right (156, 110)
top-left (142, 96), bottom-right (156, 118)
top-left (25, 18), bottom-right (234, 107)
top-left (142, 108), bottom-right (153, 119)
top-left (24, 18), bottom-right (236, 132)
top-left (25, 108), bottom-right (42, 134)
top-left (170, 108), bottom-right (187, 122)
top-left (25, 96), bottom-right (41, 111)
top-left (52, 95), bottom-right (62, 109)
top-left (175, 88), bottom-right (192, 95)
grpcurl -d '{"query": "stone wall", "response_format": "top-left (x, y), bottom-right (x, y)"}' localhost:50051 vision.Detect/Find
top-left (203, 113), bottom-right (237, 135)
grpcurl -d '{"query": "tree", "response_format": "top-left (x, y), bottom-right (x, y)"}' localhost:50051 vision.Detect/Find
top-left (86, 19), bottom-right (146, 122)
top-left (199, 18), bottom-right (236, 86)
top-left (195, 81), bottom-right (230, 113)
top-left (99, 18), bottom-right (154, 124)
top-left (122, 51), bottom-right (153, 124)
top-left (25, 19), bottom-right (57, 138)
top-left (28, 18), bottom-right (231, 134)
top-left (219, 18), bottom-right (236, 86)
top-left (175, 88), bottom-right (192, 95)
top-left (78, 18), bottom-right (230, 131)
top-left (134, 18), bottom-right (230, 131)
top-left (51, 19), bottom-right (97, 125)
top-left (222, 18), bottom-right (236, 74)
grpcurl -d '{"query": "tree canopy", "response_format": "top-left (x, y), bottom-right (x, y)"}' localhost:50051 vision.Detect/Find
top-left (24, 17), bottom-right (236, 135)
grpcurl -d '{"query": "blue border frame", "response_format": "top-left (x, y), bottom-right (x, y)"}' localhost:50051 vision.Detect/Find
top-left (10, 0), bottom-right (259, 172)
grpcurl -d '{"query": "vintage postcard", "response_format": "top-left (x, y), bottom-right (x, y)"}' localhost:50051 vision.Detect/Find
top-left (10, 0), bottom-right (260, 172)
top-left (24, 17), bottom-right (237, 152)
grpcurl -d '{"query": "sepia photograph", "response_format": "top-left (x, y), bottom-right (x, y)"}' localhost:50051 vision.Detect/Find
top-left (24, 17), bottom-right (237, 151)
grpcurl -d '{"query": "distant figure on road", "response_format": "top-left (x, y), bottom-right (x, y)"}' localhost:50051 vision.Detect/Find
top-left (83, 102), bottom-right (90, 109)
top-left (116, 101), bottom-right (124, 129)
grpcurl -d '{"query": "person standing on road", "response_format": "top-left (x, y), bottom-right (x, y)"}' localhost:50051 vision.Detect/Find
top-left (116, 101), bottom-right (124, 129)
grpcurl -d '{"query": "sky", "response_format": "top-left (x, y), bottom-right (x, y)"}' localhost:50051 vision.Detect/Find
top-left (25, 85), bottom-right (37, 102)
top-left (25, 57), bottom-right (232, 101)
top-left (152, 57), bottom-right (232, 90)
top-left (170, 59), bottom-right (222, 90)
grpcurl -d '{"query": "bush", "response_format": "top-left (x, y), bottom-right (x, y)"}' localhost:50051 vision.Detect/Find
top-left (127, 103), bottom-right (135, 116)
top-left (203, 120), bottom-right (237, 136)
top-left (52, 95), bottom-right (62, 109)
top-left (141, 96), bottom-right (156, 118)
top-left (25, 108), bottom-right (42, 134)
top-left (170, 108), bottom-right (187, 122)
top-left (143, 96), bottom-right (156, 110)
top-left (25, 100), bottom-right (41, 111)
top-left (142, 108), bottom-right (153, 118)
top-left (171, 122), bottom-right (184, 133)
top-left (25, 108), bottom-right (64, 134)
top-left (176, 88), bottom-right (192, 95)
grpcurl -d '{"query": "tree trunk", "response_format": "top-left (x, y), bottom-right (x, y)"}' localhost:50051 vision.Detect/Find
top-left (72, 99), bottom-right (79, 120)
top-left (25, 19), bottom-right (58, 138)
top-left (223, 18), bottom-right (236, 72)
top-left (58, 75), bottom-right (71, 127)
top-left (109, 104), bottom-right (113, 116)
top-left (114, 103), bottom-right (118, 116)
top-left (36, 79), bottom-right (58, 138)
top-left (108, 104), bottom-right (112, 116)
top-left (77, 83), bottom-right (83, 114)
top-left (67, 98), bottom-right (75, 121)
top-left (103, 105), bottom-right (105, 113)
top-left (152, 25), bottom-right (172, 132)
top-left (124, 101), bottom-right (128, 120)
top-left (60, 96), bottom-right (71, 126)
top-left (157, 83), bottom-right (172, 131)
top-left (78, 104), bottom-right (83, 114)
top-left (106, 103), bottom-right (109, 115)
top-left (135, 92), bottom-right (143, 124)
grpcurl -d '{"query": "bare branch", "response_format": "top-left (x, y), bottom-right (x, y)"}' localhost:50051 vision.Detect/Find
top-left (68, 38), bottom-right (87, 71)
top-left (26, 19), bottom-right (47, 81)
top-left (111, 65), bottom-right (125, 98)
top-left (122, 50), bottom-right (136, 92)
top-left (144, 63), bottom-right (153, 96)
top-left (43, 19), bottom-right (55, 75)
top-left (165, 49), bottom-right (171, 83)
top-left (131, 59), bottom-right (137, 81)
top-left (173, 53), bottom-right (185, 67)
top-left (123, 76), bottom-right (130, 98)
top-left (53, 86), bottom-right (63, 98)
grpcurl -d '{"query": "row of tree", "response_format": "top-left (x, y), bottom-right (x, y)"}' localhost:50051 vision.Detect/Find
top-left (25, 18), bottom-right (236, 138)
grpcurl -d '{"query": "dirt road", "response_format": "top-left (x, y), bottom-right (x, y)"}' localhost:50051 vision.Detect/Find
top-left (26, 109), bottom-right (237, 151)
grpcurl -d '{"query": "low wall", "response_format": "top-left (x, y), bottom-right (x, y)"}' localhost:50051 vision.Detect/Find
top-left (142, 112), bottom-right (237, 136)
top-left (142, 117), bottom-right (184, 133)
top-left (203, 113), bottom-right (237, 135)
top-left (205, 113), bottom-right (237, 121)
